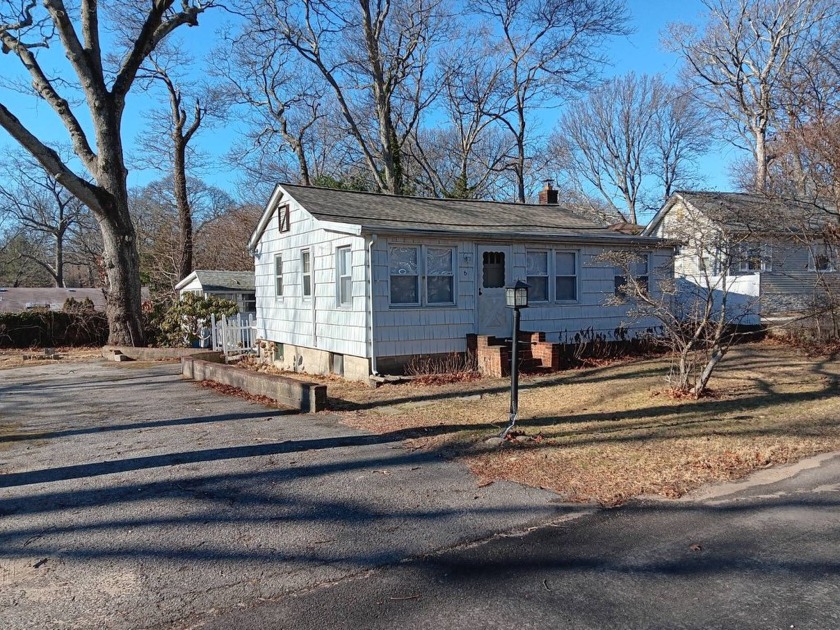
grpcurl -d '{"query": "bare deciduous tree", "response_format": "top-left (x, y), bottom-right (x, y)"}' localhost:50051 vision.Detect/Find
top-left (0, 151), bottom-right (85, 287)
top-left (0, 1), bottom-right (215, 345)
top-left (237, 0), bottom-right (446, 195)
top-left (553, 73), bottom-right (709, 224)
top-left (470, 0), bottom-right (630, 203)
top-left (667, 0), bottom-right (834, 192)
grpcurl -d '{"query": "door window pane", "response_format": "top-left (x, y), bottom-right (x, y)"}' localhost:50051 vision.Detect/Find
top-left (482, 251), bottom-right (505, 288)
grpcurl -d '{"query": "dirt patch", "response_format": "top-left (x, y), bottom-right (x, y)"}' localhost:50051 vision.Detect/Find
top-left (0, 347), bottom-right (102, 370)
top-left (330, 341), bottom-right (840, 505)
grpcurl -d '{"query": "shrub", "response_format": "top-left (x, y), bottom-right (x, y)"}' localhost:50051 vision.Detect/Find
top-left (157, 293), bottom-right (238, 347)
top-left (0, 310), bottom-right (108, 348)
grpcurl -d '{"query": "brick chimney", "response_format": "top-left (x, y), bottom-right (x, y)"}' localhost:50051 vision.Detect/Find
top-left (538, 180), bottom-right (558, 205)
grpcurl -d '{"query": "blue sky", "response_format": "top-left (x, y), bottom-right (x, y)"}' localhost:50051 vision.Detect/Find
top-left (0, 0), bottom-right (738, 205)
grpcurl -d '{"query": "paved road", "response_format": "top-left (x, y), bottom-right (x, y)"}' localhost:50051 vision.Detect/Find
top-left (201, 452), bottom-right (840, 630)
top-left (0, 360), bottom-right (569, 629)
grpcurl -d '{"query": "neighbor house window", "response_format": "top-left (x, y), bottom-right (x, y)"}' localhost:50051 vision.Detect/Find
top-left (526, 251), bottom-right (549, 302)
top-left (615, 253), bottom-right (649, 297)
top-left (738, 242), bottom-right (770, 272)
top-left (301, 249), bottom-right (312, 298)
top-left (809, 244), bottom-right (835, 272)
top-left (389, 246), bottom-right (420, 305)
top-left (337, 246), bottom-right (352, 306)
top-left (274, 254), bottom-right (283, 297)
top-left (555, 251), bottom-right (577, 301)
top-left (426, 247), bottom-right (455, 304)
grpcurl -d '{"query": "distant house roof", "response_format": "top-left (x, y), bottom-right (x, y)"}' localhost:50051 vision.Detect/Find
top-left (644, 191), bottom-right (835, 236)
top-left (0, 287), bottom-right (106, 313)
top-left (174, 270), bottom-right (255, 293)
top-left (250, 183), bottom-right (669, 249)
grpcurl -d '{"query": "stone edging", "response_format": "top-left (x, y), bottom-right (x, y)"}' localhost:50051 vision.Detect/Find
top-left (181, 356), bottom-right (327, 413)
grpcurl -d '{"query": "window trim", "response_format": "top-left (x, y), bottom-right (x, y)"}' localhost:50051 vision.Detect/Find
top-left (425, 246), bottom-right (456, 306)
top-left (388, 244), bottom-right (457, 308)
top-left (809, 244), bottom-right (836, 273)
top-left (277, 204), bottom-right (290, 233)
top-left (737, 242), bottom-right (771, 273)
top-left (274, 254), bottom-right (284, 299)
top-left (525, 249), bottom-right (550, 303)
top-left (554, 250), bottom-right (579, 303)
top-left (336, 246), bottom-right (353, 307)
top-left (301, 248), bottom-right (312, 299)
top-left (614, 252), bottom-right (650, 298)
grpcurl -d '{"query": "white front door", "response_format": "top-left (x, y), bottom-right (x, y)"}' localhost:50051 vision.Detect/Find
top-left (477, 245), bottom-right (512, 337)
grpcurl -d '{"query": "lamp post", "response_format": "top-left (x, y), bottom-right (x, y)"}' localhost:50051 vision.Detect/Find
top-left (501, 280), bottom-right (529, 438)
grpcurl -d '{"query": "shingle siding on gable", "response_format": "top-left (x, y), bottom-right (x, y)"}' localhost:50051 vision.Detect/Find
top-left (254, 199), bottom-right (368, 358)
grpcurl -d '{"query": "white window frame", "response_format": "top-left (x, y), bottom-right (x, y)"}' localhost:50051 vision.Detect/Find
top-left (614, 252), bottom-right (650, 297)
top-left (425, 246), bottom-right (456, 305)
top-left (388, 244), bottom-right (457, 307)
top-left (809, 243), bottom-right (836, 272)
top-left (301, 249), bottom-right (312, 299)
top-left (274, 254), bottom-right (284, 298)
top-left (525, 249), bottom-right (550, 303)
top-left (738, 242), bottom-right (771, 273)
top-left (336, 246), bottom-right (353, 307)
top-left (554, 250), bottom-right (578, 303)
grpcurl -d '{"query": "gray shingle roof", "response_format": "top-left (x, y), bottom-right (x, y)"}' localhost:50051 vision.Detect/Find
top-left (279, 183), bottom-right (652, 241)
top-left (677, 191), bottom-right (834, 232)
top-left (191, 270), bottom-right (255, 293)
top-left (0, 287), bottom-right (107, 313)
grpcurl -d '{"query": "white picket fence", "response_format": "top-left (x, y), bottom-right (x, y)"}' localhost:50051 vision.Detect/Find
top-left (209, 312), bottom-right (258, 358)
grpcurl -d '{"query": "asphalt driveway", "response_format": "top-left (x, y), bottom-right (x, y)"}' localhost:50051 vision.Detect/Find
top-left (0, 360), bottom-right (569, 629)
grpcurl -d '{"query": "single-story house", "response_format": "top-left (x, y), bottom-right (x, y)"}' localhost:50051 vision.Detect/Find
top-left (0, 287), bottom-right (107, 313)
top-left (247, 182), bottom-right (674, 381)
top-left (643, 191), bottom-right (840, 323)
top-left (175, 270), bottom-right (256, 313)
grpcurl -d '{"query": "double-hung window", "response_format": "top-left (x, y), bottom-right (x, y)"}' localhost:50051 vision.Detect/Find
top-left (555, 251), bottom-right (577, 301)
top-left (389, 245), bottom-right (456, 306)
top-left (526, 251), bottom-right (549, 302)
top-left (737, 242), bottom-right (771, 272)
top-left (337, 246), bottom-right (352, 307)
top-left (426, 247), bottom-right (455, 304)
top-left (301, 249), bottom-right (312, 298)
top-left (809, 243), bottom-right (835, 272)
top-left (615, 253), bottom-right (649, 297)
top-left (274, 254), bottom-right (284, 298)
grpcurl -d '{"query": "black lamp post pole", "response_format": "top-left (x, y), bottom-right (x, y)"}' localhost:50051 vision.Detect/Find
top-left (502, 305), bottom-right (521, 437)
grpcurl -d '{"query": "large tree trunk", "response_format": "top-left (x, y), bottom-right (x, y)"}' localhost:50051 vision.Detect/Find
top-left (755, 128), bottom-right (768, 192)
top-left (173, 140), bottom-right (193, 282)
top-left (54, 230), bottom-right (65, 288)
top-left (99, 209), bottom-right (145, 346)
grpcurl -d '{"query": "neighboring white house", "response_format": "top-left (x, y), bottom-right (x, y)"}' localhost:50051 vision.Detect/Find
top-left (644, 191), bottom-right (839, 324)
top-left (175, 270), bottom-right (256, 313)
top-left (248, 183), bottom-right (675, 381)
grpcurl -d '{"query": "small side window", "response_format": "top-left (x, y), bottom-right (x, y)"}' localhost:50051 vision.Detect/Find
top-left (301, 249), bottom-right (312, 298)
top-left (274, 254), bottom-right (283, 298)
top-left (337, 246), bottom-right (352, 307)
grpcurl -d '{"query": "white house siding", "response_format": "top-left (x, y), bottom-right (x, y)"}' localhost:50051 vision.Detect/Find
top-left (371, 237), bottom-right (672, 358)
top-left (515, 245), bottom-right (672, 343)
top-left (254, 200), bottom-right (369, 363)
top-left (371, 236), bottom-right (476, 359)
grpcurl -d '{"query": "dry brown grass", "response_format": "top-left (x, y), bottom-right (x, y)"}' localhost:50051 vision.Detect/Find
top-left (330, 341), bottom-right (840, 505)
top-left (0, 347), bottom-right (102, 370)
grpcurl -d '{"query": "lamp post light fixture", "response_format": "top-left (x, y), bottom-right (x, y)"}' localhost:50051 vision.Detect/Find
top-left (501, 280), bottom-right (529, 438)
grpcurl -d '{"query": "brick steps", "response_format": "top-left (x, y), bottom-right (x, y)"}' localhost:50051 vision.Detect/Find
top-left (467, 332), bottom-right (561, 378)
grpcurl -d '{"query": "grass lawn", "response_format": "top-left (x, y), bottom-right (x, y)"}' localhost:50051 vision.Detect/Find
top-left (327, 341), bottom-right (840, 505)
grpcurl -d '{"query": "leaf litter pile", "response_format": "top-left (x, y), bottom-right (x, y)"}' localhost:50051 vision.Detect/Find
top-left (330, 342), bottom-right (840, 505)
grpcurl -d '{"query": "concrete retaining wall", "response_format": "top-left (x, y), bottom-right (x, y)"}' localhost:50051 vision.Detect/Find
top-left (102, 346), bottom-right (221, 362)
top-left (181, 357), bottom-right (327, 413)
